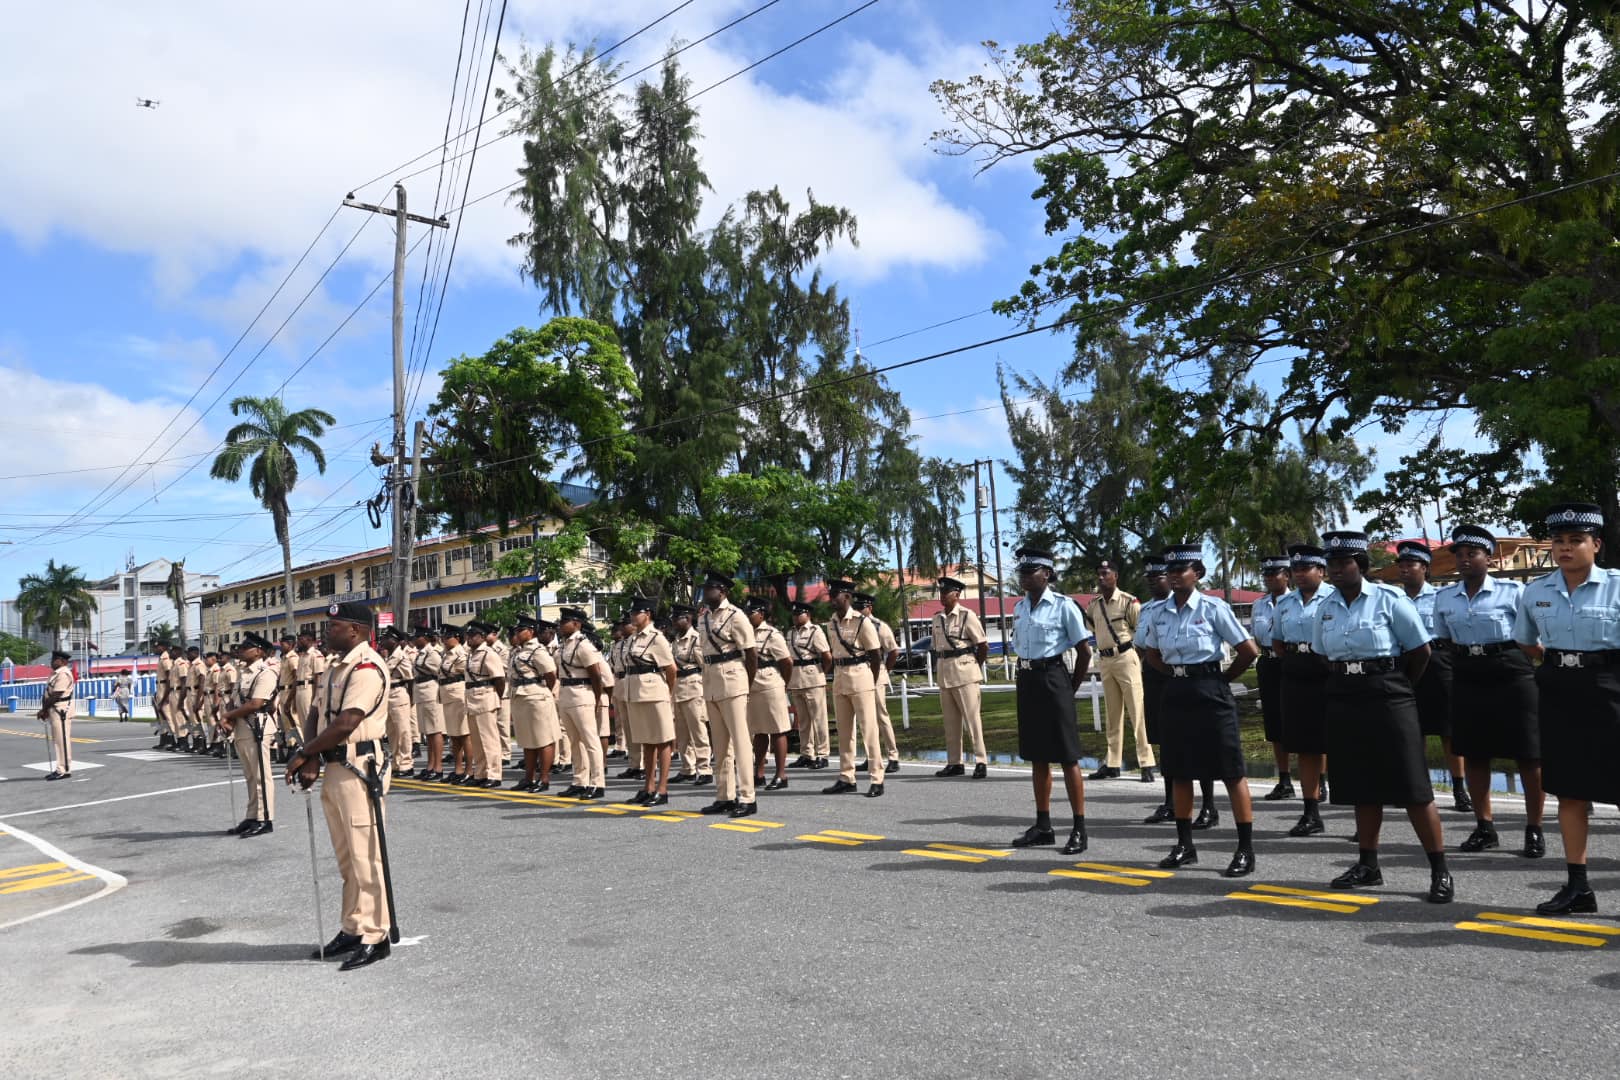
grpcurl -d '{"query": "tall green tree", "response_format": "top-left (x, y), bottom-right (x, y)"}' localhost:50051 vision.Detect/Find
top-left (209, 396), bottom-right (334, 638)
top-left (934, 0), bottom-right (1620, 558)
top-left (16, 559), bottom-right (95, 651)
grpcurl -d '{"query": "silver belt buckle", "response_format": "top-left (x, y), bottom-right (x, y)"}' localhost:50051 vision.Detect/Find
top-left (1172, 665), bottom-right (1187, 678)
top-left (1298, 644), bottom-right (1312, 654)
top-left (1344, 661), bottom-right (1364, 675)
top-left (1468, 645), bottom-right (1485, 657)
top-left (1017, 659), bottom-right (1031, 671)
top-left (1560, 652), bottom-right (1582, 669)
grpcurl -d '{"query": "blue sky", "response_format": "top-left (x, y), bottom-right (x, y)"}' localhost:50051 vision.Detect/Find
top-left (0, 0), bottom-right (1473, 596)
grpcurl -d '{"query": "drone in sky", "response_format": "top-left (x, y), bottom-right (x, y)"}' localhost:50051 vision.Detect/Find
top-left (135, 98), bottom-right (160, 109)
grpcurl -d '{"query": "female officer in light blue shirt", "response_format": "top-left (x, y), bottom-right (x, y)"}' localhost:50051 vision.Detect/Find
top-left (1311, 531), bottom-right (1452, 904)
top-left (1251, 555), bottom-right (1293, 802)
top-left (1139, 544), bottom-right (1260, 878)
top-left (1273, 545), bottom-right (1335, 836)
top-left (1396, 540), bottom-right (1469, 815)
top-left (1432, 525), bottom-right (1543, 859)
top-left (1512, 502), bottom-right (1620, 916)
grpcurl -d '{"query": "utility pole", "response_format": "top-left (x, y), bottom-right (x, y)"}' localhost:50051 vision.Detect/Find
top-left (985, 462), bottom-right (1011, 679)
top-left (344, 186), bottom-right (447, 632)
top-left (971, 462), bottom-right (989, 630)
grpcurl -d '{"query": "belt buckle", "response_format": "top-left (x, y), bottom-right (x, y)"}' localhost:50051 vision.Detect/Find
top-left (1344, 661), bottom-right (1364, 676)
top-left (1172, 665), bottom-right (1187, 678)
top-left (1468, 645), bottom-right (1485, 657)
top-left (1298, 644), bottom-right (1311, 654)
top-left (1017, 659), bottom-right (1031, 671)
top-left (1560, 652), bottom-right (1582, 669)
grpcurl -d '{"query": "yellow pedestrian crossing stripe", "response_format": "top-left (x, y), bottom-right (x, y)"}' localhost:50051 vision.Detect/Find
top-left (1226, 883), bottom-right (1375, 915)
top-left (925, 842), bottom-right (1012, 858)
top-left (1247, 883), bottom-right (1379, 906)
top-left (641, 814), bottom-right (687, 822)
top-left (1072, 862), bottom-right (1174, 879)
top-left (904, 848), bottom-right (986, 863)
top-left (1050, 868), bottom-right (1153, 886)
top-left (0, 727), bottom-right (98, 743)
top-left (798, 833), bottom-right (866, 846)
top-left (822, 830), bottom-right (883, 841)
top-left (1048, 862), bottom-right (1170, 887)
top-left (1454, 912), bottom-right (1620, 948)
top-left (0, 862), bottom-right (96, 894)
top-left (710, 822), bottom-right (763, 833)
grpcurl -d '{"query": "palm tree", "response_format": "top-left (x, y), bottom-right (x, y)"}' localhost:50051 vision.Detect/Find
top-left (16, 560), bottom-right (97, 651)
top-left (209, 396), bottom-right (335, 640)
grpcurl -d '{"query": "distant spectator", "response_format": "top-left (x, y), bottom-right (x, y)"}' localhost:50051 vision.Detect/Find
top-left (114, 670), bottom-right (133, 722)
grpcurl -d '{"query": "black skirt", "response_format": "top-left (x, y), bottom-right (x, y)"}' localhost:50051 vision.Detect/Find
top-left (1159, 673), bottom-right (1244, 782)
top-left (1413, 648), bottom-right (1454, 739)
top-left (1016, 661), bottom-right (1082, 764)
top-left (1256, 655), bottom-right (1284, 744)
top-left (1281, 652), bottom-right (1330, 754)
top-left (1324, 669), bottom-right (1433, 807)
top-left (1450, 650), bottom-right (1539, 761)
top-left (1538, 664), bottom-right (1620, 804)
top-left (1142, 664), bottom-right (1168, 746)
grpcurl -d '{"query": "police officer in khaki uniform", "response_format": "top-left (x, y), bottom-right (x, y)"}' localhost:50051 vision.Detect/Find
top-left (853, 594), bottom-right (902, 776)
top-left (621, 598), bottom-right (678, 805)
top-left (539, 620), bottom-right (571, 779)
top-left (932, 577), bottom-right (989, 779)
top-left (411, 626), bottom-right (447, 782)
top-left (608, 615), bottom-right (643, 780)
top-left (175, 647), bottom-right (196, 751)
top-left (221, 633), bottom-right (280, 836)
top-left (1085, 561), bottom-right (1155, 781)
top-left (274, 635), bottom-right (299, 763)
top-left (214, 651), bottom-right (239, 758)
top-left (378, 628), bottom-right (417, 778)
top-left (464, 621), bottom-right (508, 788)
top-left (787, 601), bottom-right (832, 771)
top-left (696, 573), bottom-right (760, 818)
top-left (554, 608), bottom-right (608, 799)
top-left (438, 625), bottom-right (473, 784)
top-left (189, 647), bottom-right (209, 752)
top-left (822, 581), bottom-right (886, 798)
top-left (286, 601), bottom-right (395, 971)
top-left (746, 596), bottom-right (794, 792)
top-left (509, 616), bottom-right (559, 792)
top-left (494, 626), bottom-right (514, 772)
top-left (39, 650), bottom-right (75, 780)
top-left (294, 631), bottom-right (324, 755)
top-left (152, 645), bottom-right (176, 751)
top-left (668, 604), bottom-right (711, 783)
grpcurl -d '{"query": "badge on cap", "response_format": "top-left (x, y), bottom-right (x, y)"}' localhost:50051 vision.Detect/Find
top-left (329, 602), bottom-right (339, 616)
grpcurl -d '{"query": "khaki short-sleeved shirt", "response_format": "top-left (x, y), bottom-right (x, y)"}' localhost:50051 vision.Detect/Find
top-left (932, 606), bottom-right (987, 689)
top-left (624, 625), bottom-right (674, 704)
top-left (557, 632), bottom-right (604, 709)
top-left (671, 629), bottom-right (705, 703)
top-left (277, 651), bottom-right (297, 689)
top-left (467, 642), bottom-right (505, 707)
top-left (1085, 590), bottom-right (1141, 648)
top-left (827, 610), bottom-right (880, 695)
top-left (510, 641), bottom-right (555, 700)
top-left (238, 658), bottom-right (279, 710)
top-left (320, 642), bottom-right (389, 743)
top-left (787, 625), bottom-right (830, 690)
top-left (751, 624), bottom-right (791, 692)
top-left (698, 600), bottom-right (756, 701)
top-left (386, 649), bottom-right (415, 702)
top-left (46, 666), bottom-right (74, 713)
top-left (158, 654), bottom-right (173, 691)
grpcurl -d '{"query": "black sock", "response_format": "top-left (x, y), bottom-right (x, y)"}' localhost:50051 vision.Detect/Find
top-left (1451, 773), bottom-right (1465, 789)
top-left (1035, 810), bottom-right (1051, 830)
top-left (1569, 863), bottom-right (1590, 889)
top-left (1072, 814), bottom-right (1086, 832)
top-left (1200, 779), bottom-right (1215, 808)
top-left (1476, 816), bottom-right (1495, 831)
top-left (1279, 770), bottom-right (1291, 783)
top-left (1358, 848), bottom-right (1379, 869)
top-left (1162, 775), bottom-right (1174, 804)
top-left (1175, 818), bottom-right (1193, 846)
top-left (1427, 850), bottom-right (1449, 874)
top-left (1303, 797), bottom-right (1318, 815)
top-left (1236, 821), bottom-right (1254, 851)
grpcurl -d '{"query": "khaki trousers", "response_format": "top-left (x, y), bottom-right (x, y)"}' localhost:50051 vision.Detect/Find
top-left (941, 682), bottom-right (986, 766)
top-left (873, 671), bottom-right (898, 761)
top-left (320, 761), bottom-right (390, 944)
top-left (498, 697), bottom-right (512, 759)
top-left (468, 693), bottom-right (503, 781)
top-left (1100, 651), bottom-right (1154, 769)
top-left (836, 690), bottom-right (885, 784)
top-left (294, 687), bottom-right (315, 737)
top-left (555, 728), bottom-right (572, 766)
top-left (675, 698), bottom-right (710, 774)
top-left (47, 707), bottom-right (72, 772)
top-left (278, 692), bottom-right (300, 747)
top-left (790, 686), bottom-right (829, 758)
top-left (234, 719), bottom-right (274, 820)
top-left (707, 694), bottom-right (754, 802)
top-left (560, 700), bottom-right (603, 787)
top-left (387, 692), bottom-right (415, 773)
top-left (161, 697), bottom-right (182, 739)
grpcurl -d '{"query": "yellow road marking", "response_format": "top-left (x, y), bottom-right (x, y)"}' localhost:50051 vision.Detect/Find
top-left (660, 811), bottom-right (702, 819)
top-left (823, 830), bottom-right (883, 840)
top-left (0, 727), bottom-right (98, 743)
top-left (1474, 911), bottom-right (1620, 935)
top-left (904, 848), bottom-right (986, 863)
top-left (584, 806), bottom-right (629, 815)
top-left (641, 814), bottom-right (685, 822)
top-left (1072, 862), bottom-right (1174, 879)
top-left (0, 868), bottom-right (96, 894)
top-left (798, 834), bottom-right (863, 846)
top-left (926, 843), bottom-right (1011, 858)
top-left (748, 820), bottom-right (786, 828)
top-left (1050, 869), bottom-right (1152, 886)
top-left (1248, 883), bottom-right (1379, 906)
top-left (0, 861), bottom-right (67, 881)
top-left (391, 779), bottom-right (574, 808)
top-left (1455, 921), bottom-right (1607, 947)
top-left (1228, 891), bottom-right (1360, 914)
top-left (711, 823), bottom-right (762, 833)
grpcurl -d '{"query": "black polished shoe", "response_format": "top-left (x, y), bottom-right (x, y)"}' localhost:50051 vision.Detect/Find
top-left (480, 779), bottom-right (502, 789)
top-left (1011, 824), bottom-right (1056, 848)
top-left (396, 769), bottom-right (416, 779)
top-left (822, 779), bottom-right (859, 795)
top-left (700, 800), bottom-right (738, 815)
top-left (1061, 827), bottom-right (1088, 855)
top-left (764, 777), bottom-right (789, 791)
top-left (1288, 812), bottom-right (1324, 838)
top-left (935, 764), bottom-right (966, 778)
top-left (1088, 766), bottom-right (1122, 781)
top-left (313, 931), bottom-right (361, 959)
top-left (422, 771), bottom-right (445, 783)
top-left (1331, 863), bottom-right (1383, 889)
top-left (753, 776), bottom-right (768, 791)
top-left (552, 763), bottom-right (573, 776)
top-left (857, 760), bottom-right (871, 773)
top-left (1262, 780), bottom-right (1295, 801)
top-left (886, 760), bottom-right (900, 775)
top-left (1191, 805), bottom-right (1220, 830)
top-left (1458, 824), bottom-right (1499, 853)
top-left (972, 763), bottom-right (987, 779)
top-left (617, 767), bottom-right (645, 781)
top-left (1160, 844), bottom-right (1198, 869)
top-left (644, 792), bottom-right (669, 807)
top-left (44, 771), bottom-right (64, 781)
top-left (227, 819), bottom-right (254, 836)
top-left (1317, 778), bottom-right (1330, 803)
top-left (1523, 825), bottom-right (1546, 859)
top-left (606, 749), bottom-right (628, 760)
top-left (339, 939), bottom-right (392, 971)
top-left (577, 787), bottom-right (602, 801)
top-left (1142, 804), bottom-right (1175, 824)
top-left (240, 821), bottom-right (274, 837)
top-left (447, 773), bottom-right (468, 786)
top-left (510, 779), bottom-right (533, 792)
top-left (1224, 849), bottom-right (1256, 877)
top-left (730, 801), bottom-right (759, 818)
top-left (865, 784), bottom-right (885, 798)
top-left (1453, 788), bottom-right (1475, 814)
top-left (625, 790), bottom-right (651, 805)
top-left (1139, 767), bottom-right (1156, 783)
top-left (789, 755), bottom-right (815, 769)
top-left (1427, 869), bottom-right (1456, 904)
top-left (813, 757), bottom-right (831, 770)
top-left (693, 774), bottom-right (714, 786)
top-left (1537, 883), bottom-right (1598, 915)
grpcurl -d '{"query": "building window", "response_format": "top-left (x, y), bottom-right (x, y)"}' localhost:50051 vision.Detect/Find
top-left (298, 579), bottom-right (315, 601)
top-left (317, 574), bottom-right (336, 597)
top-left (498, 535), bottom-right (533, 553)
top-left (411, 554), bottom-right (440, 582)
top-left (471, 544), bottom-right (493, 571)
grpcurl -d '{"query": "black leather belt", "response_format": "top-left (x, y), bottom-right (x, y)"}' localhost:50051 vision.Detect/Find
top-left (676, 666), bottom-right (702, 677)
top-left (1450, 640), bottom-right (1518, 658)
top-left (1545, 649), bottom-right (1620, 670)
top-left (466, 679), bottom-right (492, 689)
top-left (1016, 656), bottom-right (1066, 671)
top-left (511, 676), bottom-right (540, 687)
top-left (1280, 642), bottom-right (1314, 655)
top-left (1329, 657), bottom-right (1398, 675)
top-left (439, 674), bottom-right (465, 684)
top-left (704, 650), bottom-right (742, 664)
top-left (834, 656), bottom-right (867, 667)
top-left (1098, 642), bottom-right (1135, 658)
top-left (1167, 661), bottom-right (1222, 677)
top-left (320, 739), bottom-right (378, 762)
top-left (627, 664), bottom-right (661, 675)
top-left (296, 679), bottom-right (314, 685)
top-left (561, 676), bottom-right (592, 687)
top-left (414, 675), bottom-right (439, 685)
top-left (937, 646), bottom-right (976, 659)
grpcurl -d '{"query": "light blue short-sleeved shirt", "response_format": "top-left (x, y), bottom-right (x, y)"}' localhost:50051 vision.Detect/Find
top-left (1401, 582), bottom-right (1439, 639)
top-left (1012, 587), bottom-right (1088, 660)
top-left (1513, 566), bottom-right (1620, 651)
top-left (1434, 576), bottom-right (1524, 646)
top-left (1311, 582), bottom-right (1430, 660)
top-left (1249, 591), bottom-right (1288, 648)
top-left (1139, 590), bottom-right (1251, 665)
top-left (1274, 585), bottom-right (1335, 644)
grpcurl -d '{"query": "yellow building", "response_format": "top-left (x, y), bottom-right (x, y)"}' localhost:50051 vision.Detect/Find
top-left (199, 520), bottom-right (613, 649)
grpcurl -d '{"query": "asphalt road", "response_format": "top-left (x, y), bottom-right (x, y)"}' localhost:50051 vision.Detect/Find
top-left (3, 717), bottom-right (1620, 1079)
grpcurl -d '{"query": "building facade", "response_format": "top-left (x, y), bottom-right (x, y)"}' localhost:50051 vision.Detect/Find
top-left (1, 557), bottom-right (216, 658)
